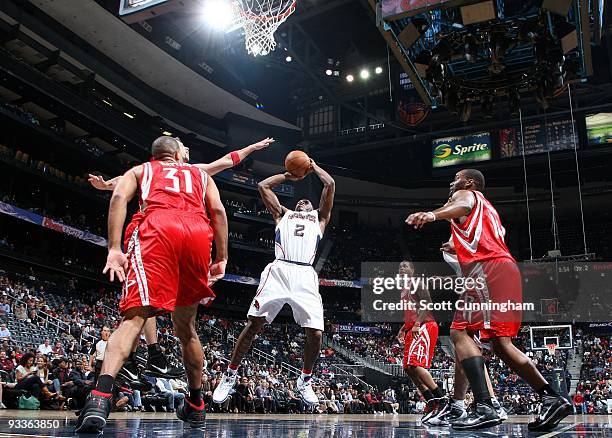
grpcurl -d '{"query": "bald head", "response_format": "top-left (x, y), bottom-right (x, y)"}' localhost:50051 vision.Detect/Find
top-left (461, 169), bottom-right (485, 190)
top-left (151, 136), bottom-right (181, 160)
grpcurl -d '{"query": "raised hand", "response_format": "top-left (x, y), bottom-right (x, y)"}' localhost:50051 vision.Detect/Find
top-left (88, 174), bottom-right (117, 191)
top-left (252, 137), bottom-right (275, 150)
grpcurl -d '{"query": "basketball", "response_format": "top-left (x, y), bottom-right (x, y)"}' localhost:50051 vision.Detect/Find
top-left (285, 150), bottom-right (311, 177)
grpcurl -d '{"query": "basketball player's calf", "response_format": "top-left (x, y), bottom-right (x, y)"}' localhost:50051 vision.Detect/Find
top-left (172, 304), bottom-right (206, 428)
top-left (404, 365), bottom-right (446, 422)
top-left (298, 328), bottom-right (322, 404)
top-left (75, 307), bottom-right (150, 433)
top-left (490, 336), bottom-right (572, 431)
top-left (448, 328), bottom-right (502, 430)
top-left (432, 333), bottom-right (506, 426)
top-left (213, 316), bottom-right (266, 403)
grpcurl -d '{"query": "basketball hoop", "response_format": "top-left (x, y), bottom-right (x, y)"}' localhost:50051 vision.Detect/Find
top-left (546, 343), bottom-right (557, 357)
top-left (233, 0), bottom-right (297, 56)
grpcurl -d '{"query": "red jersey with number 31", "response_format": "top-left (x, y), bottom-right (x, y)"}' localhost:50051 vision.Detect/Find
top-left (138, 160), bottom-right (209, 218)
top-left (450, 191), bottom-right (513, 265)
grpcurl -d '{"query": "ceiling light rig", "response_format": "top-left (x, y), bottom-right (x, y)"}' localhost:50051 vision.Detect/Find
top-left (402, 6), bottom-right (582, 121)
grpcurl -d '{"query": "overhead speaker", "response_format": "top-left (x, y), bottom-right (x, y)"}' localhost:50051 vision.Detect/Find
top-left (398, 18), bottom-right (429, 49)
top-left (460, 1), bottom-right (496, 26)
top-left (541, 0), bottom-right (573, 17)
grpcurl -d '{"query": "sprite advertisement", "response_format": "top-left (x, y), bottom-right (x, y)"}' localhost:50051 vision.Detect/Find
top-left (432, 132), bottom-right (492, 168)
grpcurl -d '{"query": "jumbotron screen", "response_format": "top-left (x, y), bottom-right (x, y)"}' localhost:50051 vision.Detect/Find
top-left (586, 113), bottom-right (612, 145)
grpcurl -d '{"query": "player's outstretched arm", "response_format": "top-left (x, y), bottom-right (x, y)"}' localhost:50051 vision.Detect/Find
top-left (406, 190), bottom-right (475, 229)
top-left (104, 167), bottom-right (140, 282)
top-left (205, 177), bottom-right (228, 286)
top-left (196, 137), bottom-right (275, 176)
top-left (311, 160), bottom-right (335, 231)
top-left (257, 173), bottom-right (291, 222)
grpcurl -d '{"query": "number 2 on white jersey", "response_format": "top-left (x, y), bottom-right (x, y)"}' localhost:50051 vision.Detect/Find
top-left (163, 168), bottom-right (193, 194)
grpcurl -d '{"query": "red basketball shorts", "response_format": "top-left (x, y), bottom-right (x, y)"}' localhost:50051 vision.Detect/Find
top-left (450, 257), bottom-right (522, 340)
top-left (119, 211), bottom-right (215, 314)
top-left (403, 321), bottom-right (438, 369)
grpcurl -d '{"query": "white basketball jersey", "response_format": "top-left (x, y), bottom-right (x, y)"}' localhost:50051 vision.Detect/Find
top-left (274, 210), bottom-right (322, 265)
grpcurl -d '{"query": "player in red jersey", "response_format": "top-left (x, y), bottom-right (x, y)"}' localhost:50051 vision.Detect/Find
top-left (87, 137), bottom-right (273, 382)
top-left (406, 169), bottom-right (571, 431)
top-left (395, 260), bottom-right (445, 424)
top-left (76, 136), bottom-right (228, 433)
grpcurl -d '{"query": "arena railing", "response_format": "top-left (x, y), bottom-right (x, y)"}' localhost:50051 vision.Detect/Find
top-left (328, 364), bottom-right (373, 389)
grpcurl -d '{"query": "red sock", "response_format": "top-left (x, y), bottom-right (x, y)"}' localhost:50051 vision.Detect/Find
top-left (185, 397), bottom-right (205, 411)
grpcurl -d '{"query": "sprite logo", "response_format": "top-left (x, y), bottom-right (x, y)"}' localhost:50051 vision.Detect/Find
top-left (434, 144), bottom-right (452, 159)
top-left (435, 142), bottom-right (488, 158)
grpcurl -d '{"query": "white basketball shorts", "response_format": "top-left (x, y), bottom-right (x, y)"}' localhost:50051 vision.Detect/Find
top-left (247, 260), bottom-right (324, 331)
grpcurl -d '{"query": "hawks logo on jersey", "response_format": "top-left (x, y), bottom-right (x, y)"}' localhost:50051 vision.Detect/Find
top-left (450, 191), bottom-right (513, 265)
top-left (274, 210), bottom-right (322, 265)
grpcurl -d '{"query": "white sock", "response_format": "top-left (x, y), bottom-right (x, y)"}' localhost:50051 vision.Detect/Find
top-left (227, 366), bottom-right (238, 376)
top-left (452, 398), bottom-right (465, 409)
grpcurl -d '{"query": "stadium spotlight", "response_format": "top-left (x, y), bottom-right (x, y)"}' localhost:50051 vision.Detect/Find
top-left (360, 69), bottom-right (370, 79)
top-left (162, 131), bottom-right (173, 136)
top-left (346, 74), bottom-right (354, 82)
top-left (375, 66), bottom-right (383, 74)
top-left (123, 112), bottom-right (134, 119)
top-left (325, 69), bottom-right (333, 76)
top-left (285, 55), bottom-right (292, 62)
top-left (203, 0), bottom-right (234, 30)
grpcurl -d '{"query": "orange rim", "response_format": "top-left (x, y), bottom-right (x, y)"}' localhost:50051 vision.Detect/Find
top-left (238, 0), bottom-right (296, 23)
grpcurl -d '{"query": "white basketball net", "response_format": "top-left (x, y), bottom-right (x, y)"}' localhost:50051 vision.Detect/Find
top-left (546, 343), bottom-right (557, 357)
top-left (233, 0), bottom-right (297, 56)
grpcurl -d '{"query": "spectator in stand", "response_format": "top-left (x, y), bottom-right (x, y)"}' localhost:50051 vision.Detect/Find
top-left (14, 304), bottom-right (26, 321)
top-left (35, 356), bottom-right (64, 403)
top-left (233, 376), bottom-right (255, 413)
top-left (415, 397), bottom-right (426, 413)
top-left (81, 341), bottom-right (94, 356)
top-left (155, 377), bottom-right (185, 412)
top-left (51, 341), bottom-right (65, 357)
top-left (0, 324), bottom-right (10, 340)
top-left (255, 380), bottom-right (275, 413)
top-left (66, 340), bottom-right (79, 356)
top-left (64, 359), bottom-right (94, 409)
top-left (0, 351), bottom-right (14, 373)
top-left (201, 374), bottom-right (214, 409)
top-left (15, 353), bottom-right (42, 399)
top-left (0, 298), bottom-right (10, 315)
top-left (37, 338), bottom-right (53, 356)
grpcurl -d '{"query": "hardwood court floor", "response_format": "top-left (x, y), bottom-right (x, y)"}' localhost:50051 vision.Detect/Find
top-left (0, 410), bottom-right (608, 437)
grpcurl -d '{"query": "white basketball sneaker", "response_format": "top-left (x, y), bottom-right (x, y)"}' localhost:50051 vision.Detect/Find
top-left (296, 377), bottom-right (318, 405)
top-left (212, 373), bottom-right (237, 404)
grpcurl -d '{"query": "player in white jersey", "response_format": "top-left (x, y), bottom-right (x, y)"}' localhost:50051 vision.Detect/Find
top-left (213, 160), bottom-right (335, 406)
